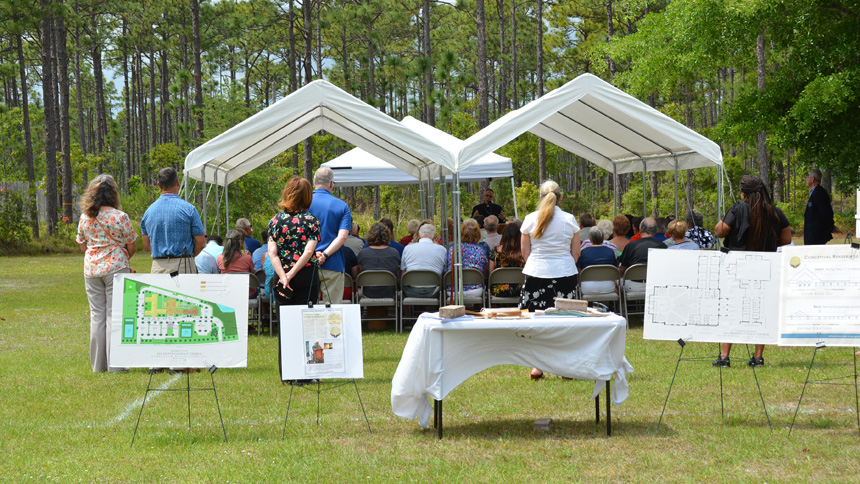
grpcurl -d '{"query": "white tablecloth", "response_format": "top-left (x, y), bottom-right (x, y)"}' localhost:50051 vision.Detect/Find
top-left (391, 313), bottom-right (635, 428)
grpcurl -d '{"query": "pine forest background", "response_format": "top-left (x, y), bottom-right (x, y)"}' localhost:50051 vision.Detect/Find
top-left (1, 0), bottom-right (858, 253)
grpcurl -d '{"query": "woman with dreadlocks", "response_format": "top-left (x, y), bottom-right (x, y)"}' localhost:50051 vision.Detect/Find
top-left (712, 175), bottom-right (792, 367)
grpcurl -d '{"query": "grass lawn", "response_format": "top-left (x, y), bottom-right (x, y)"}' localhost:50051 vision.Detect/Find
top-left (1, 254), bottom-right (859, 483)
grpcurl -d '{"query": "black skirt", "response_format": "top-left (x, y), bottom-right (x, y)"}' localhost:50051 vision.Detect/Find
top-left (272, 264), bottom-right (320, 307)
top-left (518, 273), bottom-right (578, 311)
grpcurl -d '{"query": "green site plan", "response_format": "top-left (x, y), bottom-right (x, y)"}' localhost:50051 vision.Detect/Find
top-left (121, 278), bottom-right (239, 345)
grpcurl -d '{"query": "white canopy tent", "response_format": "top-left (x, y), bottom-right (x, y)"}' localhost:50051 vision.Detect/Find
top-left (322, 115), bottom-right (519, 221)
top-left (183, 80), bottom-right (456, 233)
top-left (456, 73), bottom-right (725, 218)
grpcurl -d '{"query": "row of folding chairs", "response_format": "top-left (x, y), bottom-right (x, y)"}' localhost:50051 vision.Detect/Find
top-left (344, 267), bottom-right (526, 333)
top-left (576, 263), bottom-right (647, 320)
top-left (242, 264), bottom-right (645, 336)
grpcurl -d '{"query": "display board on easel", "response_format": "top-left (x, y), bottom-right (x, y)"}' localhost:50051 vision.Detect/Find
top-left (110, 273), bottom-right (249, 368)
top-left (778, 244), bottom-right (860, 346)
top-left (643, 249), bottom-right (781, 344)
top-left (279, 304), bottom-right (364, 380)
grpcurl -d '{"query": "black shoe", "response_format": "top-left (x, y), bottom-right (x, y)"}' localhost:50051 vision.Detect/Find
top-left (712, 355), bottom-right (730, 367)
top-left (748, 356), bottom-right (764, 367)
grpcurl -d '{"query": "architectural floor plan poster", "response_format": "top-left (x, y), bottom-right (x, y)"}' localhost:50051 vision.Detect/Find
top-left (643, 250), bottom-right (781, 344)
top-left (778, 245), bottom-right (860, 346)
top-left (279, 304), bottom-right (363, 380)
top-left (110, 274), bottom-right (248, 368)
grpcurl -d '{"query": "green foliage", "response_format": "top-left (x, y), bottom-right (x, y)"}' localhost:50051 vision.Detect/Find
top-left (0, 190), bottom-right (32, 253)
top-left (149, 143), bottom-right (184, 171)
top-left (515, 181), bottom-right (539, 215)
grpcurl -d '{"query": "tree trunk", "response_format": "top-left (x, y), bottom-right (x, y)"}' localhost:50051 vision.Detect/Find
top-left (536, 0), bottom-right (546, 182)
top-left (122, 18), bottom-right (132, 179)
top-left (191, 0), bottom-right (204, 140)
top-left (477, 0), bottom-right (488, 128)
top-left (161, 49), bottom-right (171, 143)
top-left (303, 0), bottom-right (314, 181)
top-left (57, 3), bottom-right (73, 223)
top-left (149, 46), bottom-right (157, 150)
top-left (423, 0), bottom-right (434, 125)
top-left (92, 41), bottom-right (106, 164)
top-left (42, 0), bottom-right (59, 235)
top-left (756, 30), bottom-right (769, 187)
top-left (606, 0), bottom-right (616, 80)
top-left (496, 0), bottom-right (507, 112)
top-left (511, 0), bottom-right (517, 109)
top-left (18, 34), bottom-right (39, 239)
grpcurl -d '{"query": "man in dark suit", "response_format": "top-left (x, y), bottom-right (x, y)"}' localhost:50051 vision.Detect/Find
top-left (804, 168), bottom-right (834, 245)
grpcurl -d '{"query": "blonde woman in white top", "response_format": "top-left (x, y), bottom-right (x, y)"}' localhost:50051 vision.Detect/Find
top-left (519, 180), bottom-right (580, 379)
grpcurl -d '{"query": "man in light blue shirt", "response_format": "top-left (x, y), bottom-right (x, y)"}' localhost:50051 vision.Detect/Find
top-left (309, 167), bottom-right (351, 304)
top-left (141, 167), bottom-right (206, 274)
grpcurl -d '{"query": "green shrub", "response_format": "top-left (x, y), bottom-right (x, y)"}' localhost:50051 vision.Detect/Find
top-left (0, 190), bottom-right (32, 254)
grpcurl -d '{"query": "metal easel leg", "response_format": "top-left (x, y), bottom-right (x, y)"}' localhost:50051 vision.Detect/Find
top-left (282, 382), bottom-right (295, 440)
top-left (657, 339), bottom-right (686, 432)
top-left (209, 367), bottom-right (227, 443)
top-left (854, 347), bottom-right (859, 432)
top-left (789, 345), bottom-right (821, 436)
top-left (186, 371), bottom-right (192, 428)
top-left (352, 379), bottom-right (372, 433)
top-left (746, 344), bottom-right (772, 432)
top-left (130, 370), bottom-right (156, 448)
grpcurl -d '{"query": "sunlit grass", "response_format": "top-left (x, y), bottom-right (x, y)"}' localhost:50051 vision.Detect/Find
top-left (1, 254), bottom-right (859, 482)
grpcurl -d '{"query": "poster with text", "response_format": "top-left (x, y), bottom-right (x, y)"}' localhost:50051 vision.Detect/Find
top-left (110, 273), bottom-right (248, 368)
top-left (778, 245), bottom-right (860, 346)
top-left (643, 249), bottom-right (780, 344)
top-left (279, 304), bottom-right (363, 380)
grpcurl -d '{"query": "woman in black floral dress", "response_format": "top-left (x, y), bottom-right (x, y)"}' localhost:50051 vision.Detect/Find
top-left (267, 176), bottom-right (321, 306)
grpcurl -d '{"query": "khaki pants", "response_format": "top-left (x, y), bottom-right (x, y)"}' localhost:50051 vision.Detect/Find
top-left (319, 269), bottom-right (344, 304)
top-left (84, 267), bottom-right (130, 372)
top-left (151, 257), bottom-right (198, 274)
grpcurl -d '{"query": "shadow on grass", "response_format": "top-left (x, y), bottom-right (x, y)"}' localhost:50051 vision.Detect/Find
top-left (416, 417), bottom-right (667, 440)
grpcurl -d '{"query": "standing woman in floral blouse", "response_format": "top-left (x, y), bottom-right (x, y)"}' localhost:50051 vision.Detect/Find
top-left (267, 176), bottom-right (321, 306)
top-left (76, 174), bottom-right (137, 373)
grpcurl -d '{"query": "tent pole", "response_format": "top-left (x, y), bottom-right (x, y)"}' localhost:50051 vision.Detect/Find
top-left (717, 165), bottom-right (723, 250)
top-left (214, 171), bottom-right (221, 236)
top-left (440, 174), bottom-right (448, 245)
top-left (202, 167), bottom-right (207, 236)
top-left (452, 172), bottom-right (463, 305)
top-left (225, 175), bottom-right (230, 230)
top-left (674, 156), bottom-right (679, 218)
top-left (418, 168), bottom-right (426, 220)
top-left (642, 160), bottom-right (647, 218)
top-left (510, 176), bottom-right (519, 220)
top-left (612, 164), bottom-right (618, 217)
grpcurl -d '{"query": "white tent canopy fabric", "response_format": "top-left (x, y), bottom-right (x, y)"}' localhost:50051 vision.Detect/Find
top-left (322, 116), bottom-right (513, 187)
top-left (457, 73), bottom-right (723, 174)
top-left (184, 80), bottom-right (455, 187)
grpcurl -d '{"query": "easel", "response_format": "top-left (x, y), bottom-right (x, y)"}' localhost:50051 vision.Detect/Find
top-left (657, 339), bottom-right (772, 432)
top-left (788, 344), bottom-right (860, 436)
top-left (130, 366), bottom-right (227, 447)
top-left (281, 379), bottom-right (372, 438)
top-left (278, 276), bottom-right (371, 438)
top-left (433, 381), bottom-right (613, 439)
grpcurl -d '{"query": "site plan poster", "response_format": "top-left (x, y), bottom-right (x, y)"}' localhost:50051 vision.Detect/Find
top-left (778, 245), bottom-right (860, 346)
top-left (279, 304), bottom-right (363, 380)
top-left (110, 274), bottom-right (248, 368)
top-left (643, 249), bottom-right (780, 344)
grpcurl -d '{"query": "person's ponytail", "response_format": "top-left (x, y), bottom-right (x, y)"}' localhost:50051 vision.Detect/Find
top-left (533, 180), bottom-right (561, 239)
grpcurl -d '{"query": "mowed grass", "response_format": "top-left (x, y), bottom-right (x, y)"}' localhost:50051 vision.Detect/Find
top-left (1, 254), bottom-right (860, 483)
